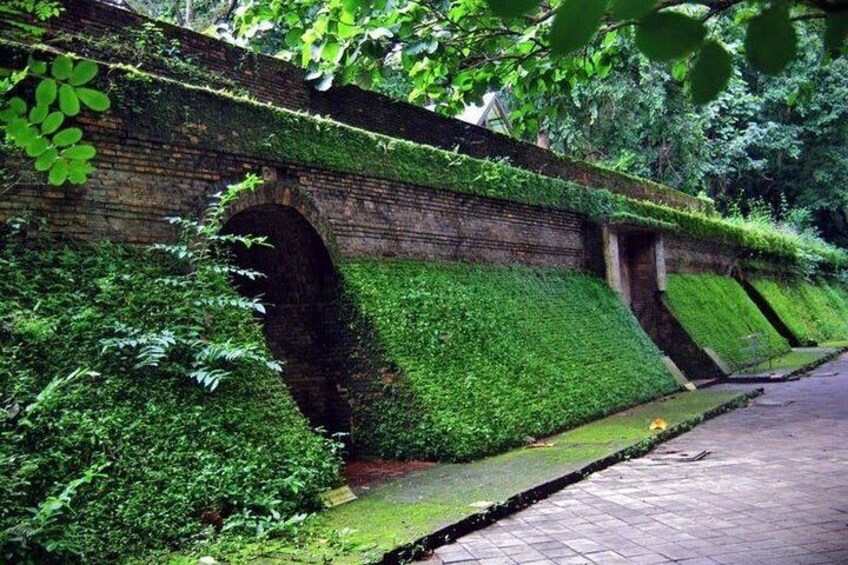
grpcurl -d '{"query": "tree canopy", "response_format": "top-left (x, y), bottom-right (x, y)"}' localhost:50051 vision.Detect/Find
top-left (231, 0), bottom-right (848, 115)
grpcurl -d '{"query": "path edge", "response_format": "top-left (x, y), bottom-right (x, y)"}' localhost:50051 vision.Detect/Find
top-left (379, 388), bottom-right (764, 565)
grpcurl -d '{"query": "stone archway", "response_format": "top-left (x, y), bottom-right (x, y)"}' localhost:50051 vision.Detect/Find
top-left (222, 202), bottom-right (350, 438)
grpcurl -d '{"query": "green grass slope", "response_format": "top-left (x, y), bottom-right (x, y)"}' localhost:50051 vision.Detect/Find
top-left (340, 260), bottom-right (680, 462)
top-left (0, 241), bottom-right (339, 563)
top-left (666, 274), bottom-right (790, 370)
top-left (751, 278), bottom-right (848, 345)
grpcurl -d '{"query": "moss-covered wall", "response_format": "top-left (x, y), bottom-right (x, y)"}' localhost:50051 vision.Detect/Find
top-left (666, 274), bottom-right (790, 370)
top-left (750, 278), bottom-right (848, 346)
top-left (339, 260), bottom-right (680, 461)
top-left (36, 0), bottom-right (712, 214)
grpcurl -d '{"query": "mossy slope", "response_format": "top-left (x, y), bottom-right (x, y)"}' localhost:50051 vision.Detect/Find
top-left (751, 278), bottom-right (848, 344)
top-left (340, 260), bottom-right (680, 461)
top-left (0, 241), bottom-right (339, 562)
top-left (666, 274), bottom-right (790, 370)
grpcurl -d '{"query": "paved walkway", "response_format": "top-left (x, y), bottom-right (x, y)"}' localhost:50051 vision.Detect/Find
top-left (426, 356), bottom-right (848, 565)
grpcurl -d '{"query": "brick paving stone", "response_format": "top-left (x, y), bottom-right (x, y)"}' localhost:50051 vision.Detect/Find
top-left (424, 355), bottom-right (848, 564)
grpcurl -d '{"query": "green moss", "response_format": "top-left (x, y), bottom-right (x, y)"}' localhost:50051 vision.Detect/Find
top-left (1, 40), bottom-right (845, 271)
top-left (748, 348), bottom-right (835, 373)
top-left (184, 389), bottom-right (751, 565)
top-left (666, 274), bottom-right (790, 370)
top-left (751, 278), bottom-right (848, 344)
top-left (0, 240), bottom-right (339, 562)
top-left (339, 260), bottom-right (680, 461)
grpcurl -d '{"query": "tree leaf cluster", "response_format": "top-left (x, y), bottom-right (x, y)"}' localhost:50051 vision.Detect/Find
top-left (0, 55), bottom-right (110, 186)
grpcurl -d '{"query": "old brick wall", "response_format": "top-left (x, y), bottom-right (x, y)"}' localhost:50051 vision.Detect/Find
top-left (0, 44), bottom-right (586, 438)
top-left (16, 0), bottom-right (710, 214)
top-left (664, 235), bottom-right (738, 275)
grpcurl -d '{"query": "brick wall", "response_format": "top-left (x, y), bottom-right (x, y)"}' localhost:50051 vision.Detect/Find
top-left (19, 0), bottom-right (710, 213)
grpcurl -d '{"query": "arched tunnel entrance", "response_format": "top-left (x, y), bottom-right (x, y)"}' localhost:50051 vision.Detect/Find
top-left (223, 204), bottom-right (351, 439)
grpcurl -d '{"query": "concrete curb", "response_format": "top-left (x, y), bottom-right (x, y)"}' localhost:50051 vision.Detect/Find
top-left (378, 388), bottom-right (764, 565)
top-left (728, 348), bottom-right (847, 384)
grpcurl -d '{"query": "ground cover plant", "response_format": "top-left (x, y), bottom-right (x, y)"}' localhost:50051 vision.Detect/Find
top-left (0, 208), bottom-right (339, 563)
top-left (666, 274), bottom-right (790, 370)
top-left (340, 260), bottom-right (680, 461)
top-left (751, 278), bottom-right (848, 345)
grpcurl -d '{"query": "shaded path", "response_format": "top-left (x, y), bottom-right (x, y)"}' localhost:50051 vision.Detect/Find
top-left (425, 356), bottom-right (848, 564)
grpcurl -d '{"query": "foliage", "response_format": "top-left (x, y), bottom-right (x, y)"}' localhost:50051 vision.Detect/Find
top-left (541, 18), bottom-right (848, 247)
top-left (751, 277), bottom-right (848, 345)
top-left (0, 223), bottom-right (339, 562)
top-left (102, 174), bottom-right (278, 391)
top-left (0, 0), bottom-right (62, 38)
top-left (230, 0), bottom-right (848, 128)
top-left (0, 54), bottom-right (110, 186)
top-left (128, 0), bottom-right (238, 32)
top-left (666, 274), bottom-right (790, 370)
top-left (340, 260), bottom-right (679, 461)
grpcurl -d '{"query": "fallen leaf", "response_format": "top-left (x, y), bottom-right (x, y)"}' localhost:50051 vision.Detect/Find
top-left (649, 418), bottom-right (668, 431)
top-left (525, 441), bottom-right (556, 449)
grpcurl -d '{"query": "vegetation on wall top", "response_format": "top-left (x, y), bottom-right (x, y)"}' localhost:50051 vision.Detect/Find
top-left (1, 39), bottom-right (846, 273)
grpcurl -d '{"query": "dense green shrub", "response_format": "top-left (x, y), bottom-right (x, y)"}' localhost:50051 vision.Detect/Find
top-left (751, 278), bottom-right (848, 344)
top-left (666, 274), bottom-right (790, 370)
top-left (0, 238), bottom-right (339, 563)
top-left (340, 260), bottom-right (680, 461)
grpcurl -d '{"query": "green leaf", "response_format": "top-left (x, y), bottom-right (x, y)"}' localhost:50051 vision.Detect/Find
top-left (610, 0), bottom-right (656, 21)
top-left (51, 55), bottom-right (73, 81)
top-left (8, 97), bottom-right (27, 116)
top-left (25, 136), bottom-right (50, 158)
top-left (745, 6), bottom-right (796, 75)
top-left (550, 0), bottom-right (608, 56)
top-left (41, 111), bottom-right (64, 135)
top-left (636, 11), bottom-right (707, 62)
top-left (824, 12), bottom-right (848, 56)
top-left (28, 58), bottom-right (47, 76)
top-left (29, 104), bottom-right (49, 124)
top-left (6, 118), bottom-right (28, 137)
top-left (35, 148), bottom-right (58, 172)
top-left (35, 78), bottom-right (57, 107)
top-left (53, 127), bottom-right (83, 147)
top-left (486, 0), bottom-right (539, 18)
top-left (62, 144), bottom-right (96, 160)
top-left (689, 40), bottom-right (733, 104)
top-left (75, 88), bottom-right (111, 112)
top-left (14, 126), bottom-right (37, 148)
top-left (59, 84), bottom-right (80, 116)
top-left (69, 60), bottom-right (98, 86)
top-left (48, 158), bottom-right (69, 185)
top-left (68, 160), bottom-right (91, 185)
top-left (284, 28), bottom-right (303, 47)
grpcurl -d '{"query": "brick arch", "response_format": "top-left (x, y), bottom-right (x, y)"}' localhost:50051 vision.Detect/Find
top-left (221, 182), bottom-right (350, 438)
top-left (222, 169), bottom-right (341, 263)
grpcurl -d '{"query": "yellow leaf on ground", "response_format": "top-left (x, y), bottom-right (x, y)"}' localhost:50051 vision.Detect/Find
top-left (649, 418), bottom-right (668, 431)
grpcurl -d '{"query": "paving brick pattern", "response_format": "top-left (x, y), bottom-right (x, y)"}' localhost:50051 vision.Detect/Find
top-left (426, 357), bottom-right (848, 564)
